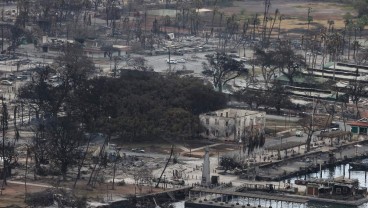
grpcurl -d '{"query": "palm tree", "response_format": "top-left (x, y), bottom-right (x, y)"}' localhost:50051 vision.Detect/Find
top-left (325, 32), bottom-right (343, 80)
top-left (307, 7), bottom-right (313, 31)
top-left (251, 14), bottom-right (260, 41)
top-left (261, 0), bottom-right (271, 42)
top-left (327, 19), bottom-right (334, 32)
top-left (320, 32), bottom-right (327, 77)
top-left (343, 12), bottom-right (353, 59)
top-left (277, 14), bottom-right (283, 40)
top-left (266, 9), bottom-right (279, 45)
top-left (210, 6), bottom-right (218, 37)
top-left (353, 40), bottom-right (361, 63)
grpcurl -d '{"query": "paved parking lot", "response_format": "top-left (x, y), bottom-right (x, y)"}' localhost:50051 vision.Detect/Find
top-left (143, 52), bottom-right (208, 75)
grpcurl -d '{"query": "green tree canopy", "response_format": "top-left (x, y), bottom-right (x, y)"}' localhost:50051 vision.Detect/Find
top-left (73, 71), bottom-right (227, 141)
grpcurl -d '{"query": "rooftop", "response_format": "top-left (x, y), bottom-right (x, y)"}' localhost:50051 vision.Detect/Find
top-left (348, 118), bottom-right (368, 127)
top-left (203, 108), bottom-right (265, 118)
top-left (276, 73), bottom-right (327, 85)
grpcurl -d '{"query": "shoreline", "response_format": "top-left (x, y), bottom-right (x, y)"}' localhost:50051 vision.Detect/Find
top-left (253, 139), bottom-right (368, 181)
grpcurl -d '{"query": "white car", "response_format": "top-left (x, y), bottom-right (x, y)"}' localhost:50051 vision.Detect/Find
top-left (166, 59), bottom-right (177, 64)
top-left (296, 131), bottom-right (304, 137)
top-left (0, 80), bottom-right (12, 86)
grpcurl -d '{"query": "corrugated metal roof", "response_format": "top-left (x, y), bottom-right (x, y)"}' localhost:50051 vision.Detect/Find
top-left (347, 121), bottom-right (368, 127)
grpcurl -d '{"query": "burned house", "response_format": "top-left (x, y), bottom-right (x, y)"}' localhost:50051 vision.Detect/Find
top-left (199, 108), bottom-right (265, 141)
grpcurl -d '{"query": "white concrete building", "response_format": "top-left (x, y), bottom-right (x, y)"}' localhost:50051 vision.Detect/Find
top-left (199, 108), bottom-right (266, 142)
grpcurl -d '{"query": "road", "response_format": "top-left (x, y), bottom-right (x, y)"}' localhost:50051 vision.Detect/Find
top-left (266, 114), bottom-right (300, 122)
top-left (143, 52), bottom-right (208, 75)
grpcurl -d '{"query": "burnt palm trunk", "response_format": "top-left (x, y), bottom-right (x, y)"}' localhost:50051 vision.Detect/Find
top-left (73, 134), bottom-right (92, 189)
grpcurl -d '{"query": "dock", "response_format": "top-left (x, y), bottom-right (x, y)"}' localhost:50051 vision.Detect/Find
top-left (185, 200), bottom-right (272, 208)
top-left (187, 186), bottom-right (368, 207)
top-left (190, 187), bottom-right (307, 204)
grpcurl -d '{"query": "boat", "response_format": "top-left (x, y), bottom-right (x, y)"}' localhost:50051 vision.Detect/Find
top-left (349, 159), bottom-right (368, 170)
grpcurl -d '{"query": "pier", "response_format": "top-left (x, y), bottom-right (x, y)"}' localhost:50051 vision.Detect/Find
top-left (189, 187), bottom-right (307, 204)
top-left (185, 185), bottom-right (368, 207)
top-left (107, 186), bottom-right (191, 208)
top-left (185, 200), bottom-right (274, 208)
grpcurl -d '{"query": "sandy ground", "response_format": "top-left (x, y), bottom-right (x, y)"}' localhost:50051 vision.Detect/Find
top-left (0, 182), bottom-right (46, 207)
top-left (0, 179), bottom-right (167, 207)
top-left (221, 0), bottom-right (353, 31)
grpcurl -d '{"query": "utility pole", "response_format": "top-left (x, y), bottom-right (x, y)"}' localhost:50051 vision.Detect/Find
top-left (1, 24), bottom-right (3, 52)
top-left (2, 97), bottom-right (6, 186)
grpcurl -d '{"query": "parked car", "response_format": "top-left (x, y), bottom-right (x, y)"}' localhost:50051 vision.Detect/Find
top-left (320, 129), bottom-right (328, 134)
top-left (166, 59), bottom-right (177, 64)
top-left (131, 148), bottom-right (145, 153)
top-left (331, 128), bottom-right (340, 131)
top-left (296, 130), bottom-right (304, 137)
top-left (17, 75), bottom-right (27, 80)
top-left (330, 122), bottom-right (339, 128)
top-left (0, 80), bottom-right (12, 85)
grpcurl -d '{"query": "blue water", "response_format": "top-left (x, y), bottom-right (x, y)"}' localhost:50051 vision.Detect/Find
top-left (173, 163), bottom-right (368, 208)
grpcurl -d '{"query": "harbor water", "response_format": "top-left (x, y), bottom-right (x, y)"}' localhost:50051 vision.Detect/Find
top-left (173, 163), bottom-right (368, 208)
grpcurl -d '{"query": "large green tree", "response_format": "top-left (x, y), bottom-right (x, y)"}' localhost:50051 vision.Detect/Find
top-left (73, 71), bottom-right (227, 142)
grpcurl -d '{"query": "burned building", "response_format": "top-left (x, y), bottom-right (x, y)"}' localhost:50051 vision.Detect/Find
top-left (199, 108), bottom-right (265, 142)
